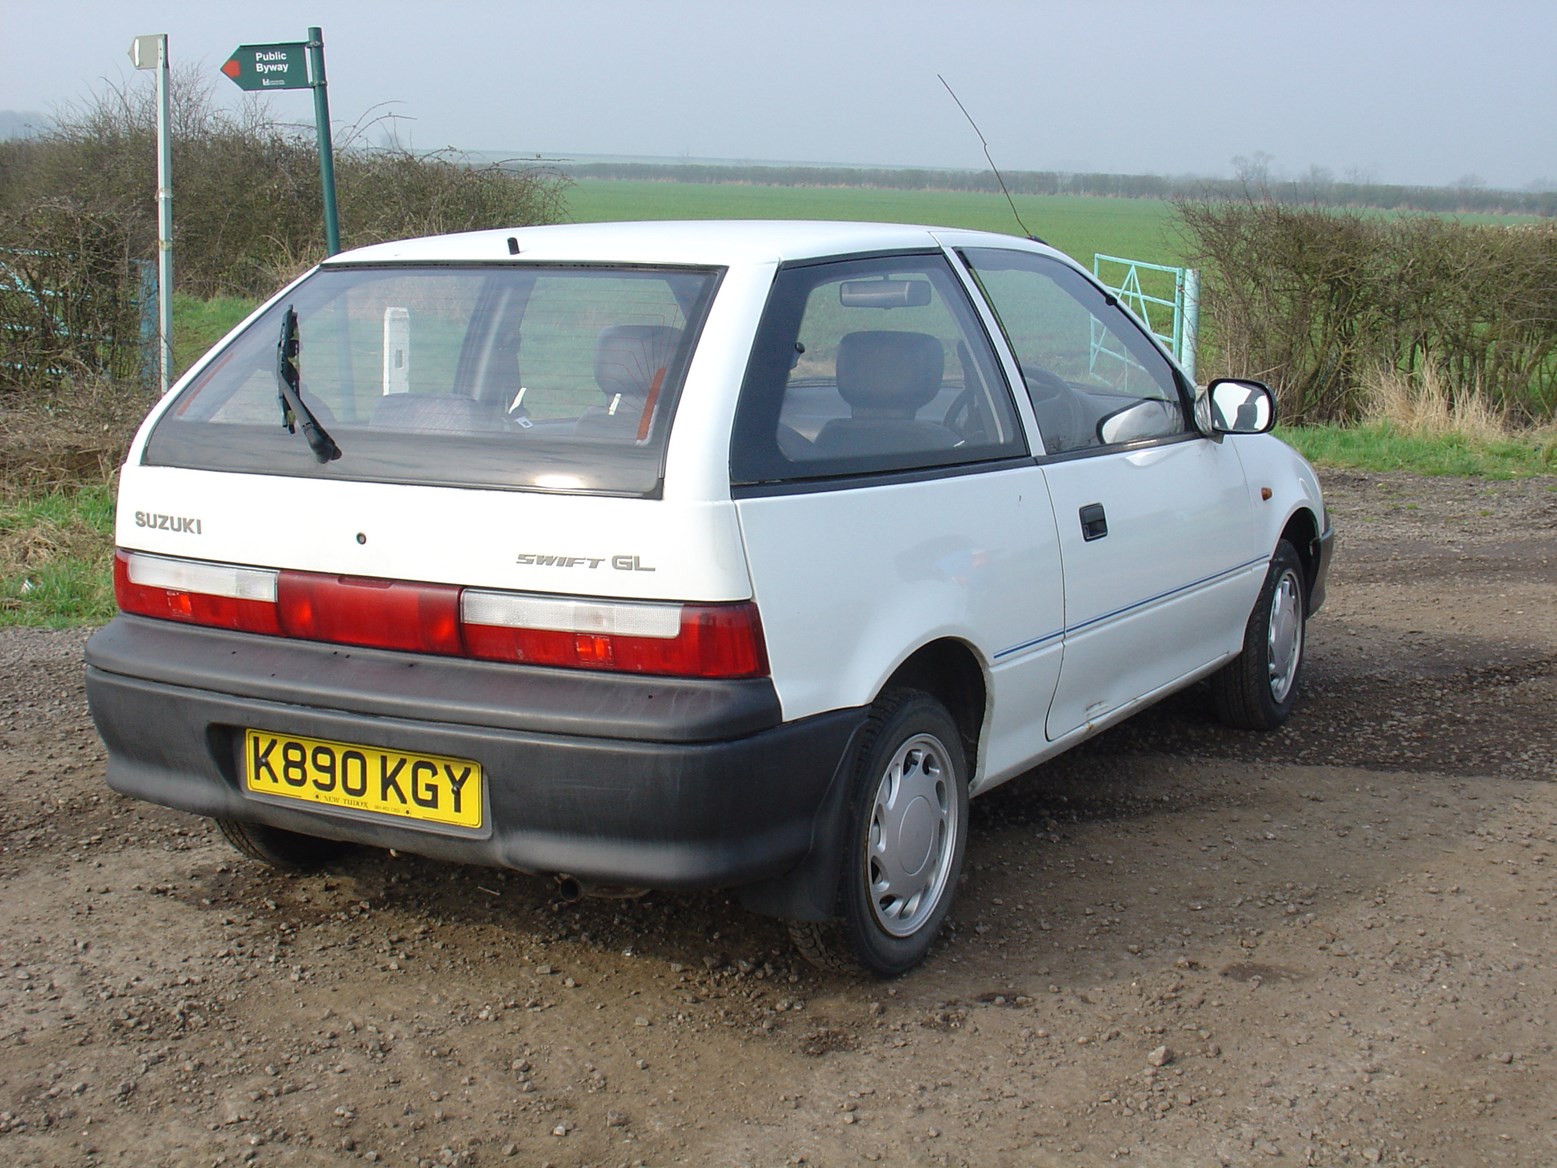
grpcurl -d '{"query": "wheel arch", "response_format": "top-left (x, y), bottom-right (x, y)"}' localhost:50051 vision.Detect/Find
top-left (1279, 506), bottom-right (1322, 608)
top-left (880, 637), bottom-right (988, 782)
top-left (736, 635), bottom-right (988, 927)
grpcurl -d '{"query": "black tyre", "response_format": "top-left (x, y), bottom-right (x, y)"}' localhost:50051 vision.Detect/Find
top-left (1211, 540), bottom-right (1307, 730)
top-left (789, 690), bottom-right (969, 977)
top-left (216, 818), bottom-right (352, 870)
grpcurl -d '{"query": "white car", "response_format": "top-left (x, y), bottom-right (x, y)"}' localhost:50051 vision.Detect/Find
top-left (86, 220), bottom-right (1333, 976)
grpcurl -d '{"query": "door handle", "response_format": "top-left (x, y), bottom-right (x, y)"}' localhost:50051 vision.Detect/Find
top-left (1079, 502), bottom-right (1108, 541)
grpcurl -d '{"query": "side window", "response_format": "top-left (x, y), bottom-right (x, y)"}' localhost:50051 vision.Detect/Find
top-left (959, 248), bottom-right (1188, 455)
top-left (731, 253), bottom-right (1026, 483)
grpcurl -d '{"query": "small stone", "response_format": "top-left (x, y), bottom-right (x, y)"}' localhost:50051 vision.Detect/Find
top-left (1147, 1045), bottom-right (1174, 1067)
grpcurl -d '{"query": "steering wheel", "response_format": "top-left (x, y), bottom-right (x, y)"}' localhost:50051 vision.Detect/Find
top-left (1021, 365), bottom-right (1089, 454)
top-left (1022, 364), bottom-right (1069, 400)
top-left (943, 387), bottom-right (992, 444)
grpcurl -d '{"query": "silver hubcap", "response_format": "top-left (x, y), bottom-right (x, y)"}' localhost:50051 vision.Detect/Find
top-left (866, 733), bottom-right (957, 937)
top-left (1267, 569), bottom-right (1303, 704)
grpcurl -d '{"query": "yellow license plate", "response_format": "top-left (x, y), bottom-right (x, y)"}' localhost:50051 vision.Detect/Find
top-left (243, 730), bottom-right (484, 830)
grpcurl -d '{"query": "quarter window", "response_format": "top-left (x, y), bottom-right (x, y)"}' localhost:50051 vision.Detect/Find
top-left (731, 253), bottom-right (1026, 483)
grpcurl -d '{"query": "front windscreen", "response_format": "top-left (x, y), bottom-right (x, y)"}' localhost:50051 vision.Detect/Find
top-left (144, 263), bottom-right (721, 496)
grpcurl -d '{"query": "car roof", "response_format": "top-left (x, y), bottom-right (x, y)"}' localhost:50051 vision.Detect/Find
top-left (325, 219), bottom-right (1053, 268)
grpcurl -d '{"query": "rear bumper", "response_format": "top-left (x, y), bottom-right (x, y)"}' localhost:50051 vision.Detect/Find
top-left (85, 617), bottom-right (862, 891)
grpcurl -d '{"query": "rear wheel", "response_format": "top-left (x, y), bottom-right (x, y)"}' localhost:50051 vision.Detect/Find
top-left (1211, 540), bottom-right (1306, 730)
top-left (789, 690), bottom-right (969, 977)
top-left (216, 819), bottom-right (352, 870)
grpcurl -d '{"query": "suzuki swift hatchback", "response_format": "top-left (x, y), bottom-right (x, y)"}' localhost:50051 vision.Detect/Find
top-left (86, 220), bottom-right (1333, 976)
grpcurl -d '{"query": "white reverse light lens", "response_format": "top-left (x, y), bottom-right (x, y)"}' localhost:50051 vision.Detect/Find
top-left (462, 590), bottom-right (681, 639)
top-left (127, 553), bottom-right (278, 602)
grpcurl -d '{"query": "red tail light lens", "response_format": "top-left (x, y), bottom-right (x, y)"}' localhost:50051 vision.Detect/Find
top-left (113, 551), bottom-right (768, 679)
top-left (277, 572), bottom-right (462, 655)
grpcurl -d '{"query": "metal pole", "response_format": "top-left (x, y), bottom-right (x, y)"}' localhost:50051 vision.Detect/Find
top-left (307, 27), bottom-right (341, 256)
top-left (1181, 267), bottom-right (1200, 385)
top-left (155, 35), bottom-right (174, 393)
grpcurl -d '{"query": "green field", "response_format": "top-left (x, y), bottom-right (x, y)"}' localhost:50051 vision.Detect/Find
top-left (565, 179), bottom-right (1186, 270)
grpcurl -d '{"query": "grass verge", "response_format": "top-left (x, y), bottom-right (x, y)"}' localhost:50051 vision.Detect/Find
top-left (173, 293), bottom-right (257, 378)
top-left (0, 485), bottom-right (117, 628)
top-left (1280, 422), bottom-right (1557, 479)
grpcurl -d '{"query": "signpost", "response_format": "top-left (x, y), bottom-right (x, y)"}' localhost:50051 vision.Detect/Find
top-left (129, 34), bottom-right (173, 394)
top-left (221, 28), bottom-right (341, 255)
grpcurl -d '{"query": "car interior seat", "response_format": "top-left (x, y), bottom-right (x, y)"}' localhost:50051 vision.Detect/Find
top-left (813, 330), bottom-right (958, 457)
top-left (573, 324), bottom-right (683, 439)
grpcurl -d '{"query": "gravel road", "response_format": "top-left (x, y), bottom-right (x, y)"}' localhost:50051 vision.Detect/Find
top-left (2, 470), bottom-right (1554, 1168)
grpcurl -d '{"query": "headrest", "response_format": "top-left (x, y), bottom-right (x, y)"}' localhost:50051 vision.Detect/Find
top-left (594, 324), bottom-right (683, 400)
top-left (836, 331), bottom-right (945, 416)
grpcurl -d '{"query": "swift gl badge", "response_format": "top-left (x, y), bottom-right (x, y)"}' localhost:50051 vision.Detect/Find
top-left (134, 511), bottom-right (203, 534)
top-left (516, 553), bottom-right (656, 572)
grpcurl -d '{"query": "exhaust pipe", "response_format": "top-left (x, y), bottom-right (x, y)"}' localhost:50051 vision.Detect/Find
top-left (552, 874), bottom-right (648, 903)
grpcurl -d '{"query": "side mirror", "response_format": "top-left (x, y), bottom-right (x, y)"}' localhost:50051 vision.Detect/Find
top-left (1201, 378), bottom-right (1276, 435)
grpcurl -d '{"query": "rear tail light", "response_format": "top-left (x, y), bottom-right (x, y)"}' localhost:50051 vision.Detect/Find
top-left (113, 550), bottom-right (768, 680)
top-left (116, 551), bottom-right (282, 634)
top-left (461, 590), bottom-right (767, 677)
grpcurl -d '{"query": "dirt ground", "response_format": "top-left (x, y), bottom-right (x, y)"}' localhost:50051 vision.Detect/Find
top-left (2, 469), bottom-right (1554, 1168)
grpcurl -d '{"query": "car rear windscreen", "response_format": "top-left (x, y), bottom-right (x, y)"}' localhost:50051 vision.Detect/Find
top-left (144, 264), bottom-right (721, 496)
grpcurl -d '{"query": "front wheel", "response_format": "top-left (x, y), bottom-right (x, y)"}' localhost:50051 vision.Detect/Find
top-left (1211, 540), bottom-right (1307, 730)
top-left (789, 691), bottom-right (969, 977)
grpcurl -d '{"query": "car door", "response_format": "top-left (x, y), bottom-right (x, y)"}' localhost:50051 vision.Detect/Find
top-left (729, 251), bottom-right (1067, 781)
top-left (957, 246), bottom-right (1264, 741)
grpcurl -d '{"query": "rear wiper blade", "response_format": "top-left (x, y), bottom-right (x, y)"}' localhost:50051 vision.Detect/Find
top-left (276, 305), bottom-right (341, 463)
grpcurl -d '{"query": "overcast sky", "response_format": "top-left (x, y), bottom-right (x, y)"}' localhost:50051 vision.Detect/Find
top-left (3, 0), bottom-right (1554, 190)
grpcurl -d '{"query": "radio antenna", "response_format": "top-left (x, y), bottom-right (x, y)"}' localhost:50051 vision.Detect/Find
top-left (938, 74), bottom-right (1039, 242)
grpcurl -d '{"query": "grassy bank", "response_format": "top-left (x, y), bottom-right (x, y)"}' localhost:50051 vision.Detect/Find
top-left (0, 484), bottom-right (116, 627)
top-left (173, 293), bottom-right (257, 378)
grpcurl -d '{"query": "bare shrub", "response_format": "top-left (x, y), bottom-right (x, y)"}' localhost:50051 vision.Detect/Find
top-left (0, 69), bottom-right (570, 300)
top-left (0, 200), bottom-right (146, 395)
top-left (0, 69), bottom-right (570, 453)
top-left (1360, 364), bottom-right (1507, 440)
top-left (1177, 200), bottom-right (1557, 425)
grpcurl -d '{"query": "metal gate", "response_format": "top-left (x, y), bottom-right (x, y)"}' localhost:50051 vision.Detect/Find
top-left (1093, 254), bottom-right (1200, 383)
